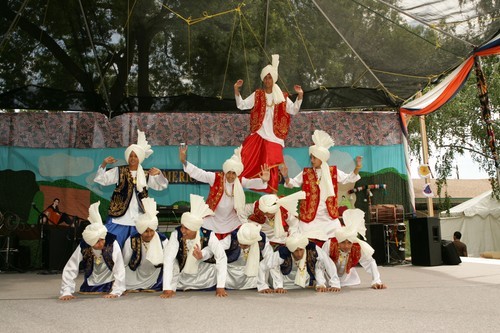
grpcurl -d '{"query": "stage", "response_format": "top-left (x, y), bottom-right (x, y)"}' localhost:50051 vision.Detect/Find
top-left (0, 257), bottom-right (499, 332)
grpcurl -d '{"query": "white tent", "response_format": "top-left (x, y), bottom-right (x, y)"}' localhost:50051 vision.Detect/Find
top-left (440, 191), bottom-right (500, 257)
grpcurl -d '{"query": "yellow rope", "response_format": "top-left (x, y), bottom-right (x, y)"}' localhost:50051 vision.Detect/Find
top-left (239, 9), bottom-right (252, 96)
top-left (218, 9), bottom-right (241, 99)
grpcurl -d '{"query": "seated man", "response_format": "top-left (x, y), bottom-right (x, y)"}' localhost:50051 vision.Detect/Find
top-left (322, 209), bottom-right (386, 289)
top-left (59, 201), bottom-right (126, 300)
top-left (40, 198), bottom-right (74, 226)
top-left (268, 234), bottom-right (340, 293)
top-left (161, 194), bottom-right (228, 298)
top-left (239, 191), bottom-right (305, 244)
top-left (123, 197), bottom-right (168, 292)
top-left (221, 223), bottom-right (274, 293)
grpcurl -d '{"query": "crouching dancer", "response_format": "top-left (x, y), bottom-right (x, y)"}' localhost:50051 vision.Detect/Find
top-left (268, 234), bottom-right (340, 293)
top-left (323, 209), bottom-right (386, 289)
top-left (161, 194), bottom-right (228, 298)
top-left (59, 202), bottom-right (125, 300)
top-left (222, 223), bottom-right (274, 293)
top-left (123, 197), bottom-right (168, 292)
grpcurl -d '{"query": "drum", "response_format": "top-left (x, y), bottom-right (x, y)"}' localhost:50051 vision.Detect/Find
top-left (370, 204), bottom-right (404, 224)
top-left (384, 223), bottom-right (406, 262)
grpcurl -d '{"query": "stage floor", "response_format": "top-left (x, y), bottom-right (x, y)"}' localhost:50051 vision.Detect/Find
top-left (1, 257), bottom-right (499, 332)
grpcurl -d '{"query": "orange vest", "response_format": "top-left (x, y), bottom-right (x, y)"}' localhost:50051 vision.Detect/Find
top-left (249, 89), bottom-right (290, 140)
top-left (299, 166), bottom-right (339, 222)
top-left (205, 172), bottom-right (225, 212)
top-left (328, 238), bottom-right (362, 274)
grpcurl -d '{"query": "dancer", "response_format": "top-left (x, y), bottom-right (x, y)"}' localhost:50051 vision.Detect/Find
top-left (122, 198), bottom-right (168, 292)
top-left (59, 202), bottom-right (125, 300)
top-left (281, 130), bottom-right (362, 240)
top-left (180, 145), bottom-right (269, 238)
top-left (234, 54), bottom-right (304, 193)
top-left (322, 209), bottom-right (386, 289)
top-left (94, 129), bottom-right (168, 247)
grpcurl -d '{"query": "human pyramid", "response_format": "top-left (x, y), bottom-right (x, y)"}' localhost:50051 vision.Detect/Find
top-left (59, 55), bottom-right (386, 301)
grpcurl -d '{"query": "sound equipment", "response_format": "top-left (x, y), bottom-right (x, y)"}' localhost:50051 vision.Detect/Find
top-left (0, 235), bottom-right (19, 271)
top-left (441, 240), bottom-right (461, 265)
top-left (409, 217), bottom-right (442, 266)
top-left (42, 226), bottom-right (75, 271)
top-left (365, 223), bottom-right (387, 265)
top-left (385, 223), bottom-right (406, 262)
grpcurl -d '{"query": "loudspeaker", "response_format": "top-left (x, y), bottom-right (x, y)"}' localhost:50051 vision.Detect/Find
top-left (409, 217), bottom-right (442, 266)
top-left (42, 226), bottom-right (75, 271)
top-left (441, 240), bottom-right (461, 265)
top-left (365, 223), bottom-right (387, 265)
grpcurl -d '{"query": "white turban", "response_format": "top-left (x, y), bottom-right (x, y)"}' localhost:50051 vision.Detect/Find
top-left (285, 233), bottom-right (309, 288)
top-left (181, 194), bottom-right (215, 275)
top-left (135, 197), bottom-right (163, 265)
top-left (222, 146), bottom-right (245, 213)
top-left (82, 201), bottom-right (107, 247)
top-left (259, 191), bottom-right (306, 239)
top-left (124, 130), bottom-right (153, 192)
top-left (336, 208), bottom-right (374, 257)
top-left (308, 130), bottom-right (335, 197)
top-left (237, 223), bottom-right (262, 277)
top-left (260, 54), bottom-right (286, 105)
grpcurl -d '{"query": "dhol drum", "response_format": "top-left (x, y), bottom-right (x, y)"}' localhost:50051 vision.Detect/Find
top-left (384, 223), bottom-right (406, 262)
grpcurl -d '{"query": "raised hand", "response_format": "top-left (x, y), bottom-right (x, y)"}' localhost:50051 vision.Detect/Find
top-left (149, 167), bottom-right (161, 176)
top-left (259, 163), bottom-right (271, 182)
top-left (179, 145), bottom-right (188, 165)
top-left (101, 156), bottom-right (117, 168)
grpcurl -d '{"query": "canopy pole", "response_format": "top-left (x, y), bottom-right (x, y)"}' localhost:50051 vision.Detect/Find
top-left (473, 56), bottom-right (500, 185)
top-left (419, 114), bottom-right (434, 217)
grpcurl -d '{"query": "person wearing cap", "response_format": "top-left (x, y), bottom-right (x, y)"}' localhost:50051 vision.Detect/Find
top-left (220, 223), bottom-right (274, 293)
top-left (122, 197), bottom-right (168, 292)
top-left (161, 194), bottom-right (228, 298)
top-left (59, 202), bottom-right (126, 300)
top-left (267, 233), bottom-right (340, 293)
top-left (179, 145), bottom-right (269, 238)
top-left (280, 129), bottom-right (362, 240)
top-left (239, 191), bottom-right (306, 244)
top-left (234, 54), bottom-right (304, 193)
top-left (322, 209), bottom-right (386, 289)
top-left (94, 129), bottom-right (168, 247)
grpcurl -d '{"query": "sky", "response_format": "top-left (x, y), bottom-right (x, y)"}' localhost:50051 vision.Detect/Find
top-left (410, 152), bottom-right (490, 179)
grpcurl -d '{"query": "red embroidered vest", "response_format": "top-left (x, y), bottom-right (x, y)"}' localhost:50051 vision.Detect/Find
top-left (250, 89), bottom-right (290, 140)
top-left (299, 166), bottom-right (339, 222)
top-left (248, 201), bottom-right (289, 231)
top-left (328, 238), bottom-right (362, 274)
top-left (206, 172), bottom-right (225, 211)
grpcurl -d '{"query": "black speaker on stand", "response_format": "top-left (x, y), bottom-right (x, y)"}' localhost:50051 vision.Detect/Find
top-left (365, 223), bottom-right (387, 265)
top-left (41, 226), bottom-right (75, 272)
top-left (409, 217), bottom-right (442, 266)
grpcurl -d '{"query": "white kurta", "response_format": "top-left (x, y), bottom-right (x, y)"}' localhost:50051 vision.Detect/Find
top-left (94, 166), bottom-right (168, 226)
top-left (268, 245), bottom-right (340, 289)
top-left (286, 168), bottom-right (360, 239)
top-left (163, 230), bottom-right (227, 292)
top-left (122, 236), bottom-right (169, 290)
top-left (322, 241), bottom-right (382, 287)
top-left (183, 162), bottom-right (267, 233)
top-left (235, 92), bottom-right (302, 147)
top-left (239, 203), bottom-right (300, 244)
top-left (219, 235), bottom-right (274, 291)
top-left (60, 240), bottom-right (126, 297)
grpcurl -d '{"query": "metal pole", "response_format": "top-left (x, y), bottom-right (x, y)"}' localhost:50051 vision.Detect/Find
top-left (419, 115), bottom-right (434, 216)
